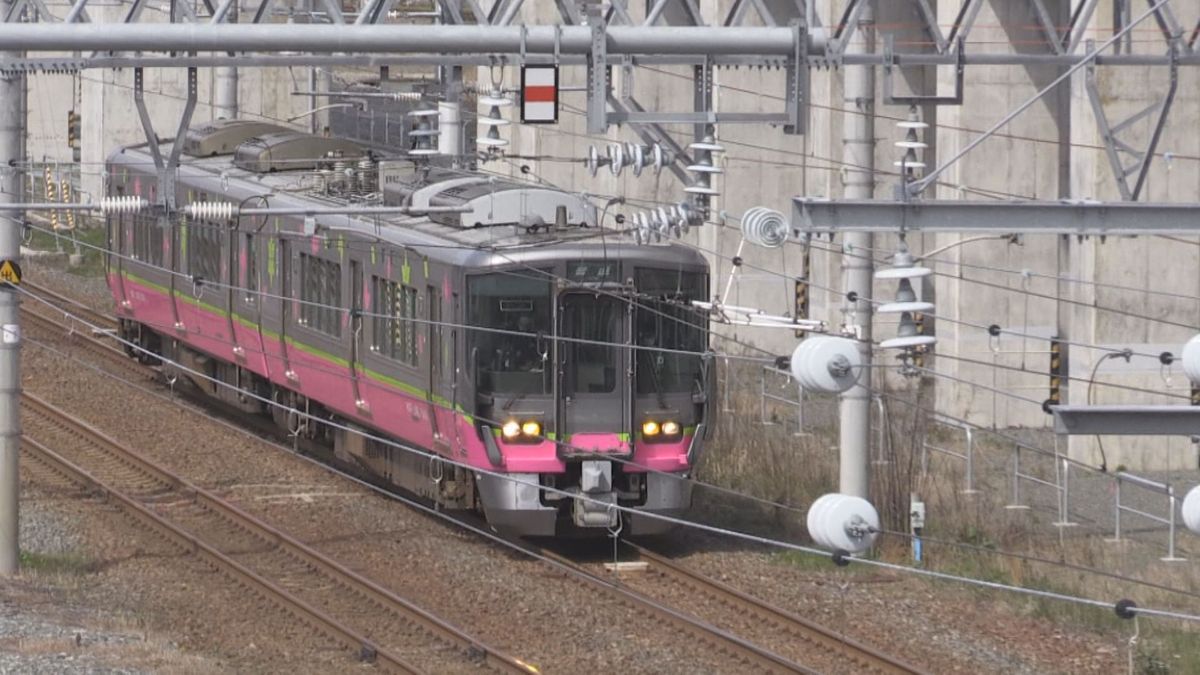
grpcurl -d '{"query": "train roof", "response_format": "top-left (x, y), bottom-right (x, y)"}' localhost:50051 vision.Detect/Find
top-left (107, 136), bottom-right (708, 273)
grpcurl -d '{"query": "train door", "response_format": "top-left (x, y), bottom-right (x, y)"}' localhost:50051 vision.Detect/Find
top-left (279, 238), bottom-right (294, 377)
top-left (557, 292), bottom-right (631, 445)
top-left (108, 210), bottom-right (129, 307)
top-left (427, 283), bottom-right (457, 453)
top-left (349, 259), bottom-right (366, 408)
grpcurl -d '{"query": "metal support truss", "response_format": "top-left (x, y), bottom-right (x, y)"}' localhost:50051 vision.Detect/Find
top-left (1085, 41), bottom-right (1180, 201)
top-left (133, 66), bottom-right (197, 209)
top-left (793, 198), bottom-right (1200, 236)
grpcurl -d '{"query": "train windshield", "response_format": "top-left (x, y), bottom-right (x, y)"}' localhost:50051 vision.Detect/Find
top-left (468, 269), bottom-right (552, 395)
top-left (635, 269), bottom-right (707, 395)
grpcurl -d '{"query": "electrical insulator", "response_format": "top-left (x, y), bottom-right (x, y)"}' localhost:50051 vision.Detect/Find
top-left (684, 134), bottom-right (724, 199)
top-left (893, 106), bottom-right (927, 177)
top-left (789, 336), bottom-right (862, 394)
top-left (186, 201), bottom-right (236, 220)
top-left (807, 493), bottom-right (879, 554)
top-left (876, 247), bottom-right (936, 352)
top-left (1184, 486), bottom-right (1200, 535)
top-left (407, 109), bottom-right (439, 156)
top-left (478, 90), bottom-right (512, 151)
top-left (99, 196), bottom-right (149, 215)
top-left (740, 207), bottom-right (788, 249)
top-left (1182, 334), bottom-right (1200, 386)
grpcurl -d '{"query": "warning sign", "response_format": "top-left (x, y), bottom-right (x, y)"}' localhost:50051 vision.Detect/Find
top-left (521, 65), bottom-right (559, 124)
top-left (0, 260), bottom-right (20, 286)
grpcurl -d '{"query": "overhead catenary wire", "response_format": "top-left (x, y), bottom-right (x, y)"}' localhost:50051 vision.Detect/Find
top-left (19, 290), bottom-right (1200, 626)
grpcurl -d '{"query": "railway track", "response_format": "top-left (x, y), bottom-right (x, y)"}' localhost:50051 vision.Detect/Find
top-left (623, 542), bottom-right (924, 674)
top-left (22, 281), bottom-right (920, 673)
top-left (21, 392), bottom-right (533, 675)
top-left (22, 279), bottom-right (119, 333)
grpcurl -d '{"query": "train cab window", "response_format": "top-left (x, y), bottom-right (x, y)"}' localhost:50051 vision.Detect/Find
top-left (371, 276), bottom-right (418, 366)
top-left (299, 253), bottom-right (342, 337)
top-left (560, 293), bottom-right (618, 395)
top-left (467, 270), bottom-right (551, 395)
top-left (634, 269), bottom-right (707, 395)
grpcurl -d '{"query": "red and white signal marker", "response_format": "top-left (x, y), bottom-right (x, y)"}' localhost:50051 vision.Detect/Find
top-left (521, 65), bottom-right (558, 124)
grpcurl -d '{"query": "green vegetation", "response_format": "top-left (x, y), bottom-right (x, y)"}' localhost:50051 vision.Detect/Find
top-left (24, 221), bottom-right (108, 278)
top-left (19, 549), bottom-right (95, 576)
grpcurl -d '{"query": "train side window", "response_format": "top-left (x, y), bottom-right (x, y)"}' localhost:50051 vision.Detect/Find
top-left (242, 232), bottom-right (257, 304)
top-left (371, 276), bottom-right (418, 366)
top-left (132, 212), bottom-right (162, 266)
top-left (188, 220), bottom-right (222, 284)
top-left (427, 285), bottom-right (442, 378)
top-left (299, 253), bottom-right (342, 337)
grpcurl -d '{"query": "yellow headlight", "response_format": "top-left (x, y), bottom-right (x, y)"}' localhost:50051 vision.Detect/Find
top-left (501, 420), bottom-right (522, 439)
top-left (661, 421), bottom-right (680, 436)
top-left (642, 420), bottom-right (660, 436)
top-left (521, 420), bottom-right (542, 437)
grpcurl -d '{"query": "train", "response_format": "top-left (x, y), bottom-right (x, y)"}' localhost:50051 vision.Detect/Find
top-left (104, 119), bottom-right (713, 536)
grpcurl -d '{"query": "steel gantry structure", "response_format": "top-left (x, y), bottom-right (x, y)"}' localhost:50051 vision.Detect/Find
top-left (2, 0), bottom-right (1200, 574)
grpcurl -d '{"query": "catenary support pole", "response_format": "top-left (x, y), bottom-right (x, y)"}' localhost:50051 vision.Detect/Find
top-left (0, 1), bottom-right (23, 576)
top-left (213, 0), bottom-right (238, 119)
top-left (838, 0), bottom-right (874, 500)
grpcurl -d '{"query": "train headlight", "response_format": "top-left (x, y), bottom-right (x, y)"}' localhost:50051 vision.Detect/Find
top-left (521, 420), bottom-right (542, 437)
top-left (642, 420), bottom-right (660, 437)
top-left (501, 420), bottom-right (522, 440)
top-left (661, 421), bottom-right (681, 436)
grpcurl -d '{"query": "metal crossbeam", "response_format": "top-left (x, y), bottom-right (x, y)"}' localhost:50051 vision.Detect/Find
top-left (793, 199), bottom-right (1200, 236)
top-left (1053, 405), bottom-right (1200, 435)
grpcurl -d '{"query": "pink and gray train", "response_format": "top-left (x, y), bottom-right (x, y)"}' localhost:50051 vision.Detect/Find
top-left (104, 119), bottom-right (712, 536)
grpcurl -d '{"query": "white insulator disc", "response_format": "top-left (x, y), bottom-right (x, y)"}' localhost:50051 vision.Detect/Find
top-left (1181, 334), bottom-right (1200, 386)
top-left (689, 141), bottom-right (725, 153)
top-left (608, 144), bottom-right (624, 176)
top-left (741, 206), bottom-right (789, 249)
top-left (686, 164), bottom-right (724, 174)
top-left (876, 301), bottom-right (935, 314)
top-left (684, 185), bottom-right (720, 196)
top-left (476, 137), bottom-right (508, 147)
top-left (477, 117), bottom-right (511, 127)
top-left (586, 145), bottom-right (601, 177)
top-left (408, 148), bottom-right (439, 156)
top-left (819, 494), bottom-right (880, 554)
top-left (479, 95), bottom-right (512, 107)
top-left (630, 144), bottom-right (646, 177)
top-left (894, 140), bottom-right (928, 149)
top-left (790, 336), bottom-right (861, 394)
top-left (875, 266), bottom-right (932, 280)
top-left (893, 160), bottom-right (927, 169)
top-left (880, 335), bottom-right (937, 350)
top-left (407, 129), bottom-right (439, 137)
top-left (651, 143), bottom-right (666, 174)
top-left (407, 109), bottom-right (439, 117)
top-left (806, 494), bottom-right (839, 549)
top-left (896, 121), bottom-right (929, 129)
top-left (1184, 485), bottom-right (1200, 535)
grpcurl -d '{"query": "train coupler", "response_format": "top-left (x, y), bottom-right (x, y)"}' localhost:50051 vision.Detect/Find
top-left (571, 461), bottom-right (619, 528)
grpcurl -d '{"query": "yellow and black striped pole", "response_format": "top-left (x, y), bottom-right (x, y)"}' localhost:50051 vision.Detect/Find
top-left (794, 245), bottom-right (811, 339)
top-left (1048, 337), bottom-right (1063, 410)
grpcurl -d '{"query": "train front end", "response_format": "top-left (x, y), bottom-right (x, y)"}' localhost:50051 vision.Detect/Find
top-left (469, 248), bottom-right (711, 537)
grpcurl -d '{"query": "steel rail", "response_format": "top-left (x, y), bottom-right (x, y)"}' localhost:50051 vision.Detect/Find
top-left (627, 543), bottom-right (925, 675)
top-left (21, 393), bottom-right (534, 674)
top-left (526, 543), bottom-right (818, 674)
top-left (20, 436), bottom-right (419, 674)
top-left (22, 280), bottom-right (117, 332)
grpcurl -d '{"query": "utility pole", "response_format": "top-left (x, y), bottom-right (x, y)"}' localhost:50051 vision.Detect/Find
top-left (213, 0), bottom-right (238, 119)
top-left (838, 0), bottom-right (874, 500)
top-left (0, 0), bottom-right (23, 575)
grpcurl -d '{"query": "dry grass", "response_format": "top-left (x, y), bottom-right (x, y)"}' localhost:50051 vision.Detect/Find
top-left (696, 365), bottom-right (1199, 670)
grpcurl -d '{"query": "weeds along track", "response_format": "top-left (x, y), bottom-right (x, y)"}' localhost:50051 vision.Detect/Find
top-left (21, 393), bottom-right (532, 675)
top-left (624, 543), bottom-right (925, 675)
